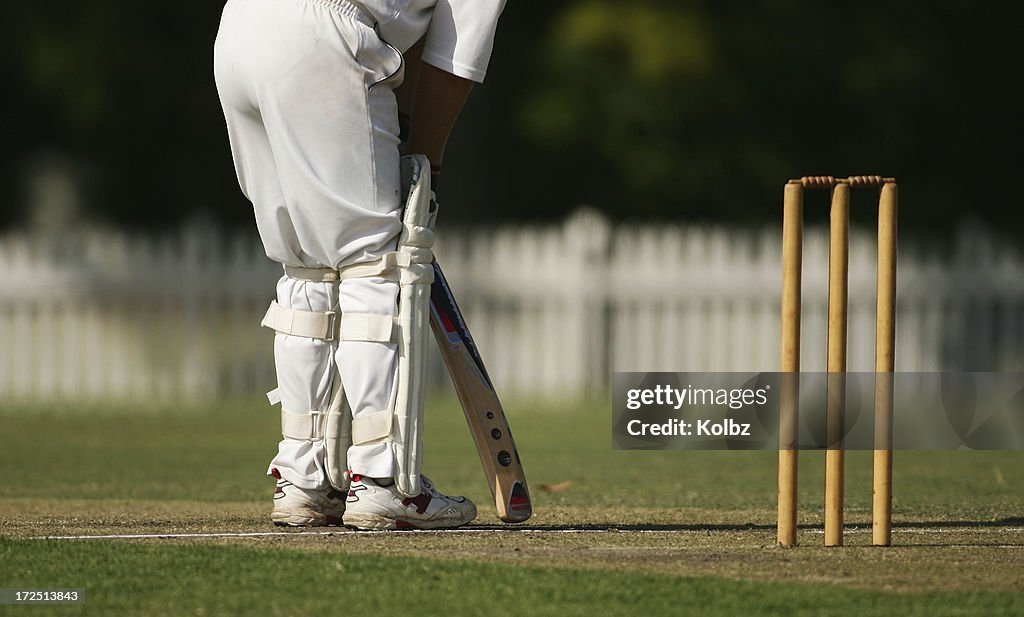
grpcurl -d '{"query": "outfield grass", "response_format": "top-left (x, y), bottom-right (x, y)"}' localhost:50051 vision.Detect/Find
top-left (1, 398), bottom-right (1022, 615)
top-left (1, 538), bottom-right (1020, 617)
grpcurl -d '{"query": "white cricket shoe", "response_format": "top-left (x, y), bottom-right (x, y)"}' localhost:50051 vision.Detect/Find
top-left (343, 475), bottom-right (477, 530)
top-left (271, 471), bottom-right (347, 527)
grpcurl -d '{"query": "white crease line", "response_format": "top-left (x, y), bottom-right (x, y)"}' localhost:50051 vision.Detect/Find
top-left (38, 531), bottom-right (339, 540)
top-left (30, 527), bottom-right (1024, 541)
top-left (805, 527), bottom-right (1024, 535)
top-left (944, 545), bottom-right (1024, 549)
top-left (34, 529), bottom-right (661, 540)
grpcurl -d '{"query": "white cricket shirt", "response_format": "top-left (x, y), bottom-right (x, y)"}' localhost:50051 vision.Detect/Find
top-left (363, 0), bottom-right (506, 82)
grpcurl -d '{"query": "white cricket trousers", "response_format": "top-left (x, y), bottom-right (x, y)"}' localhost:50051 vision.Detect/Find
top-left (214, 0), bottom-right (406, 488)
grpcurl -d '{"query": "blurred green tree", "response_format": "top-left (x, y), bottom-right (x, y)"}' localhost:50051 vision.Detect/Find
top-left (1, 2), bottom-right (245, 228)
top-left (501, 0), bottom-right (1023, 232)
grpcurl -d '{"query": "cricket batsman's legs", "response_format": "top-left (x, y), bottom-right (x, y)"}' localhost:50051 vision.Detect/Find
top-left (213, 0), bottom-right (399, 525)
top-left (215, 0), bottom-right (472, 528)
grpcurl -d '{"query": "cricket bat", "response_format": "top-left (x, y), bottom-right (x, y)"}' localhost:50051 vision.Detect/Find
top-left (428, 260), bottom-right (532, 523)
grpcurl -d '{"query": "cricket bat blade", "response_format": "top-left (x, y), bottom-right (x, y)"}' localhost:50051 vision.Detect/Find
top-left (428, 261), bottom-right (532, 523)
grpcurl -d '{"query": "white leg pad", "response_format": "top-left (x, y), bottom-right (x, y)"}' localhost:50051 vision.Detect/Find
top-left (273, 155), bottom-right (435, 497)
top-left (323, 367), bottom-right (353, 492)
top-left (346, 154), bottom-right (436, 497)
top-left (265, 276), bottom-right (338, 490)
top-left (336, 276), bottom-right (400, 481)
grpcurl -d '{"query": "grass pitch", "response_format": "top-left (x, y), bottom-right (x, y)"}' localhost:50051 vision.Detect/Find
top-left (1, 398), bottom-right (1022, 615)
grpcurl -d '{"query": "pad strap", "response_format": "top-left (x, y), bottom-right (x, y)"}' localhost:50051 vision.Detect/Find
top-left (281, 409), bottom-right (325, 440)
top-left (335, 250), bottom-right (434, 282)
top-left (283, 265), bottom-right (341, 282)
top-left (282, 250), bottom-right (434, 285)
top-left (340, 313), bottom-right (397, 343)
top-left (351, 409), bottom-right (393, 444)
top-left (261, 301), bottom-right (337, 340)
top-left (261, 302), bottom-right (397, 343)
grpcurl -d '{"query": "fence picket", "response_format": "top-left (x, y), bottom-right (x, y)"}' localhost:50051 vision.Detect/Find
top-left (1, 212), bottom-right (1022, 402)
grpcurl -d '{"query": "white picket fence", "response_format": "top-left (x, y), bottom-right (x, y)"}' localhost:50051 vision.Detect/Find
top-left (1, 210), bottom-right (1022, 402)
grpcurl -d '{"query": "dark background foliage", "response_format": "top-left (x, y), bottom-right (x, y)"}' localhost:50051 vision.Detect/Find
top-left (2, 1), bottom-right (1021, 235)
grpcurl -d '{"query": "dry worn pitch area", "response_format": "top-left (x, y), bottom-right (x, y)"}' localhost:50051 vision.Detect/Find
top-left (4, 500), bottom-right (1023, 593)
